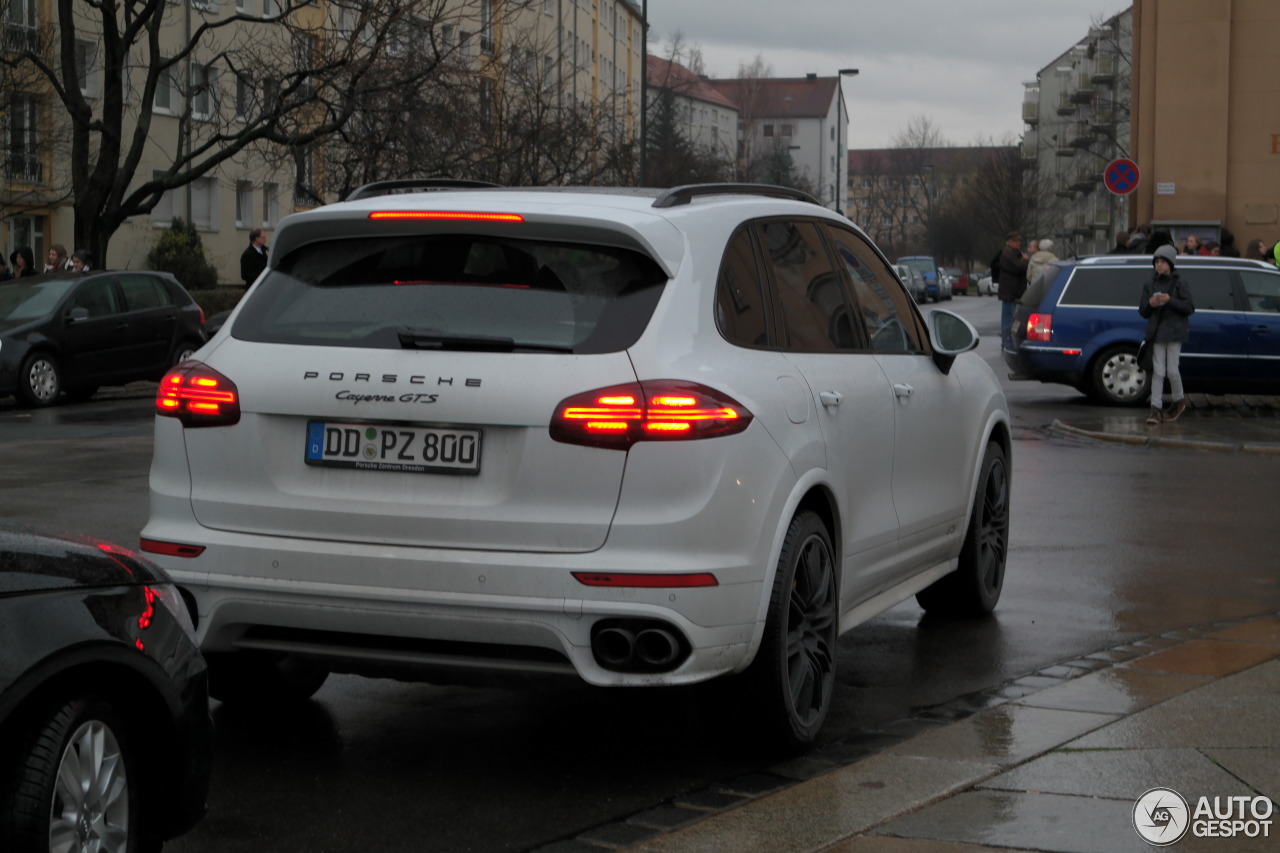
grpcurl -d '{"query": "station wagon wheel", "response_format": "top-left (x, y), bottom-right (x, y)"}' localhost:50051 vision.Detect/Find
top-left (0, 695), bottom-right (138, 853)
top-left (917, 442), bottom-right (1009, 616)
top-left (17, 352), bottom-right (62, 407)
top-left (1089, 345), bottom-right (1149, 406)
top-left (171, 339), bottom-right (201, 366)
top-left (747, 510), bottom-right (838, 747)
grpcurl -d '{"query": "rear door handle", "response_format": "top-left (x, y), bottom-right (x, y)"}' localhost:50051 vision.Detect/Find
top-left (819, 391), bottom-right (842, 408)
top-left (893, 383), bottom-right (914, 399)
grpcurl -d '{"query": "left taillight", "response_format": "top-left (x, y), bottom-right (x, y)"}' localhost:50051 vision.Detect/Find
top-left (550, 380), bottom-right (753, 450)
top-left (1026, 313), bottom-right (1053, 343)
top-left (156, 362), bottom-right (240, 427)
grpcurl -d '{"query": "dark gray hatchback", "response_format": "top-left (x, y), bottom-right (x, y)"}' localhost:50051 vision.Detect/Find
top-left (0, 271), bottom-right (206, 406)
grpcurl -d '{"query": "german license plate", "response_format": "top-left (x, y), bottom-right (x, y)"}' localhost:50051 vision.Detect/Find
top-left (305, 421), bottom-right (482, 475)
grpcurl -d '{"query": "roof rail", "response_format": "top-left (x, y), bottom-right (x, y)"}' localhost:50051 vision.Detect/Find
top-left (345, 178), bottom-right (503, 201)
top-left (652, 183), bottom-right (821, 209)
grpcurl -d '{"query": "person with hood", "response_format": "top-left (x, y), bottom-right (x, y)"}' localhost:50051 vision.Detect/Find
top-left (997, 231), bottom-right (1029, 350)
top-left (70, 249), bottom-right (92, 272)
top-left (1128, 225), bottom-right (1150, 254)
top-left (9, 247), bottom-right (37, 279)
top-left (1219, 228), bottom-right (1240, 257)
top-left (1139, 244), bottom-right (1195, 425)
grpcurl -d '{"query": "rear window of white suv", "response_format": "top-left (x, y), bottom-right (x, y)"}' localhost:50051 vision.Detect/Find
top-left (230, 235), bottom-right (667, 353)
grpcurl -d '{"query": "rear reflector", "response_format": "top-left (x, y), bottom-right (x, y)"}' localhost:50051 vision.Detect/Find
top-left (1026, 313), bottom-right (1053, 343)
top-left (139, 539), bottom-right (206, 558)
top-left (551, 381), bottom-right (752, 450)
top-left (572, 572), bottom-right (719, 588)
top-left (369, 211), bottom-right (524, 223)
top-left (156, 362), bottom-right (241, 427)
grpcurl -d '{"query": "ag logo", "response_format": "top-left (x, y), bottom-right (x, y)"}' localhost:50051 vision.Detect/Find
top-left (1134, 787), bottom-right (1190, 846)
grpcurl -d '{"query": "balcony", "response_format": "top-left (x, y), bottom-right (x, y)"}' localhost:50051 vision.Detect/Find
top-left (1022, 100), bottom-right (1040, 125)
top-left (1088, 109), bottom-right (1117, 130)
top-left (1021, 140), bottom-right (1038, 161)
top-left (1054, 141), bottom-right (1076, 158)
top-left (1091, 55), bottom-right (1118, 85)
top-left (5, 154), bottom-right (44, 184)
top-left (1073, 211), bottom-right (1093, 234)
top-left (1071, 72), bottom-right (1095, 103)
top-left (1056, 91), bottom-right (1076, 115)
top-left (1093, 208), bottom-right (1112, 228)
top-left (1069, 122), bottom-right (1094, 148)
top-left (4, 24), bottom-right (40, 52)
top-left (1055, 180), bottom-right (1075, 199)
top-left (1070, 168), bottom-right (1098, 192)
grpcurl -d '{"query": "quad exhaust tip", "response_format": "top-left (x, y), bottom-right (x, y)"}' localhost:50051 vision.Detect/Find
top-left (591, 620), bottom-right (689, 673)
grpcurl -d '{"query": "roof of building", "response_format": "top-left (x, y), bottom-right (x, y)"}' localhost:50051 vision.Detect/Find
top-left (703, 76), bottom-right (840, 119)
top-left (646, 56), bottom-right (739, 111)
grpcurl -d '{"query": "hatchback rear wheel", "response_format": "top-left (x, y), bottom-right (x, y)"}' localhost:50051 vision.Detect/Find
top-left (17, 352), bottom-right (62, 407)
top-left (746, 510), bottom-right (838, 747)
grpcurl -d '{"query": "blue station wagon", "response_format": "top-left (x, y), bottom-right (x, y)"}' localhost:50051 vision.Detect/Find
top-left (1005, 255), bottom-right (1280, 405)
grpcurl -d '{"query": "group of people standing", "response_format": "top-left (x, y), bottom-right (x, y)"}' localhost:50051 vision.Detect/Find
top-left (0, 244), bottom-right (92, 281)
top-left (1116, 225), bottom-right (1280, 266)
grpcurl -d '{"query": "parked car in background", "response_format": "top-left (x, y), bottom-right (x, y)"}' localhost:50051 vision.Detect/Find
top-left (896, 255), bottom-right (942, 302)
top-left (0, 271), bottom-right (206, 407)
top-left (894, 263), bottom-right (928, 304)
top-left (143, 181), bottom-right (1012, 746)
top-left (1006, 255), bottom-right (1280, 404)
top-left (941, 266), bottom-right (968, 296)
top-left (975, 274), bottom-right (997, 296)
top-left (0, 524), bottom-right (211, 852)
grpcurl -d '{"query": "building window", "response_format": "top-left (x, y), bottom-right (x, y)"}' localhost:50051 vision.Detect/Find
top-left (235, 181), bottom-right (254, 227)
top-left (293, 145), bottom-right (314, 205)
top-left (75, 40), bottom-right (98, 97)
top-left (153, 61), bottom-right (178, 113)
top-left (830, 126), bottom-right (835, 141)
top-left (5, 93), bottom-right (42, 183)
top-left (191, 63), bottom-right (216, 120)
top-left (881, 214), bottom-right (892, 226)
top-left (190, 177), bottom-right (216, 230)
top-left (4, 0), bottom-right (39, 51)
top-left (781, 124), bottom-right (793, 137)
top-left (861, 177), bottom-right (872, 189)
top-left (263, 182), bottom-right (280, 228)
top-left (480, 0), bottom-right (493, 54)
top-left (763, 124), bottom-right (774, 138)
top-left (235, 73), bottom-right (254, 120)
top-left (151, 170), bottom-right (175, 224)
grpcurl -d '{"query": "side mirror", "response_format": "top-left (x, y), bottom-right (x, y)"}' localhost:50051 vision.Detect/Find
top-left (67, 307), bottom-right (90, 324)
top-left (927, 309), bottom-right (979, 374)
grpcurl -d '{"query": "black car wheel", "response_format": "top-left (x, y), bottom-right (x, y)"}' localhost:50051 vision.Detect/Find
top-left (1089, 345), bottom-right (1149, 406)
top-left (746, 510), bottom-right (838, 747)
top-left (170, 339), bottom-right (201, 367)
top-left (917, 442), bottom-right (1010, 616)
top-left (207, 650), bottom-right (329, 704)
top-left (17, 352), bottom-right (62, 407)
top-left (0, 695), bottom-right (138, 853)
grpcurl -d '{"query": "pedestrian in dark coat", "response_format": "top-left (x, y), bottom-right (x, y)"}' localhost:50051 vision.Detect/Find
top-left (997, 231), bottom-right (1028, 350)
top-left (9, 247), bottom-right (37, 279)
top-left (240, 229), bottom-right (268, 288)
top-left (1139, 244), bottom-right (1195, 425)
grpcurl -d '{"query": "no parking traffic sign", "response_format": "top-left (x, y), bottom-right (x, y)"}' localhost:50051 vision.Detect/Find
top-left (1104, 158), bottom-right (1140, 195)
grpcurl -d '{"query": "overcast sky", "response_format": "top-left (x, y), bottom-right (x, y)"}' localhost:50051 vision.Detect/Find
top-left (647, 1), bottom-right (1123, 150)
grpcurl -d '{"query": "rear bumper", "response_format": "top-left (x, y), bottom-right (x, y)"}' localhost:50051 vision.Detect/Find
top-left (144, 524), bottom-right (766, 687)
top-left (1003, 345), bottom-right (1085, 388)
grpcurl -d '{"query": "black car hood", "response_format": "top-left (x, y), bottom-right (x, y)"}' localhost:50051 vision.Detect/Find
top-left (0, 523), bottom-right (169, 596)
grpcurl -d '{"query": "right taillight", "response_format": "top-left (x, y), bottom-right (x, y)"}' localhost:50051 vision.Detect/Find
top-left (550, 380), bottom-right (753, 450)
top-left (1026, 313), bottom-right (1053, 343)
top-left (156, 362), bottom-right (240, 427)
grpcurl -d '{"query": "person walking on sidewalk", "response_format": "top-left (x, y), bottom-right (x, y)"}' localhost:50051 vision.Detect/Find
top-left (997, 231), bottom-right (1029, 350)
top-left (1139, 244), bottom-right (1195, 425)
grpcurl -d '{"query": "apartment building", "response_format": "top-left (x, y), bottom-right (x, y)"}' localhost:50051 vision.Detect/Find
top-left (1021, 9), bottom-right (1133, 257)
top-left (1, 0), bottom-right (644, 283)
top-left (644, 55), bottom-right (738, 163)
top-left (704, 74), bottom-right (847, 211)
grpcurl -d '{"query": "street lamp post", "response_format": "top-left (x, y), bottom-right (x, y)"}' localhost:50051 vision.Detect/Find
top-left (638, 0), bottom-right (648, 186)
top-left (922, 162), bottom-right (935, 258)
top-left (835, 68), bottom-right (858, 215)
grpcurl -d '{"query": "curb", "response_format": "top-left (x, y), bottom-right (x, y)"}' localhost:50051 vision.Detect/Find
top-left (1049, 419), bottom-right (1280, 454)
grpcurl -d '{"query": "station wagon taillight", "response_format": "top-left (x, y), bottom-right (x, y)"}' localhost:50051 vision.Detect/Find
top-left (1026, 313), bottom-right (1053, 343)
top-left (155, 363), bottom-right (241, 427)
top-left (550, 381), bottom-right (753, 450)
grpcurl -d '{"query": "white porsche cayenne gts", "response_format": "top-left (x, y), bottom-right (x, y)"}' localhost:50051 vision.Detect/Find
top-left (142, 182), bottom-right (1011, 745)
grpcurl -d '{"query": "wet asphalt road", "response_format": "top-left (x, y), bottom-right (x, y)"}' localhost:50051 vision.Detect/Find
top-left (2, 296), bottom-right (1278, 852)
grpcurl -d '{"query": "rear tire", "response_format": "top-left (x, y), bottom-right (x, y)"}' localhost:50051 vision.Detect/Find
top-left (17, 352), bottom-right (62, 407)
top-left (745, 510), bottom-right (838, 747)
top-left (1088, 345), bottom-right (1149, 406)
top-left (207, 651), bottom-right (329, 705)
top-left (170, 339), bottom-right (201, 367)
top-left (0, 695), bottom-right (140, 853)
top-left (917, 442), bottom-right (1010, 616)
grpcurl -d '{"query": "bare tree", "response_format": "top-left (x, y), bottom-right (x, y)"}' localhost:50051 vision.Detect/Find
top-left (0, 0), bottom-right (495, 260)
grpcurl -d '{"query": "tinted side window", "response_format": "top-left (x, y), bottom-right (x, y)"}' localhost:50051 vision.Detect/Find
top-left (120, 274), bottom-right (172, 311)
top-left (1181, 269), bottom-right (1235, 310)
top-left (757, 220), bottom-right (859, 351)
top-left (1060, 266), bottom-right (1235, 309)
top-left (823, 225), bottom-right (924, 353)
top-left (69, 278), bottom-right (122, 318)
top-left (1239, 269), bottom-right (1280, 313)
top-left (715, 227), bottom-right (770, 347)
